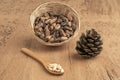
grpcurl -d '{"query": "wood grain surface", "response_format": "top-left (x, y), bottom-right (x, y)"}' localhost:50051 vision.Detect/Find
top-left (0, 0), bottom-right (120, 80)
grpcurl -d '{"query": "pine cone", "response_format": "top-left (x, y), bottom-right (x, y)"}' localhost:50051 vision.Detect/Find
top-left (76, 29), bottom-right (103, 57)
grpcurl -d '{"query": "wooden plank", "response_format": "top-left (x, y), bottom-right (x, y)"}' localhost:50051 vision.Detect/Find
top-left (0, 0), bottom-right (120, 80)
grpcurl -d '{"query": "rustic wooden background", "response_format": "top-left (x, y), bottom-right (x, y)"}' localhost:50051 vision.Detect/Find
top-left (0, 0), bottom-right (120, 80)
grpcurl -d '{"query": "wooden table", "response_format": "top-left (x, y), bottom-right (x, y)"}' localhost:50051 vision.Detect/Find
top-left (0, 0), bottom-right (120, 80)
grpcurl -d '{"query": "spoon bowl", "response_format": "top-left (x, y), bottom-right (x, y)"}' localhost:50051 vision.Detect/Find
top-left (45, 65), bottom-right (64, 75)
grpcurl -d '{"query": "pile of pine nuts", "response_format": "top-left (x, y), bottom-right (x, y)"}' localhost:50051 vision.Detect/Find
top-left (34, 11), bottom-right (76, 43)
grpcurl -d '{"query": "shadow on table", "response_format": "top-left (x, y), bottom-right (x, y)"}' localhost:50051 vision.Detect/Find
top-left (71, 53), bottom-right (98, 61)
top-left (22, 36), bottom-right (68, 52)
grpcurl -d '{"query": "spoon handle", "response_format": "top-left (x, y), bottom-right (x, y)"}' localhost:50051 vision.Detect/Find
top-left (21, 48), bottom-right (48, 66)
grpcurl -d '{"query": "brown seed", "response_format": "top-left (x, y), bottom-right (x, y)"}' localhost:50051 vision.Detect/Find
top-left (66, 32), bottom-right (70, 38)
top-left (65, 26), bottom-right (73, 31)
top-left (68, 22), bottom-right (72, 26)
top-left (34, 25), bottom-right (39, 30)
top-left (36, 22), bottom-right (43, 28)
top-left (71, 23), bottom-right (76, 31)
top-left (64, 17), bottom-right (69, 23)
top-left (34, 17), bottom-right (40, 26)
top-left (34, 23), bottom-right (43, 31)
top-left (42, 13), bottom-right (49, 19)
top-left (45, 19), bottom-right (50, 24)
top-left (46, 36), bottom-right (52, 40)
top-left (60, 29), bottom-right (66, 36)
top-left (54, 24), bottom-right (61, 30)
top-left (57, 18), bottom-right (62, 23)
top-left (40, 17), bottom-right (46, 22)
top-left (66, 30), bottom-right (73, 35)
top-left (49, 37), bottom-right (54, 42)
top-left (40, 34), bottom-right (45, 39)
top-left (39, 22), bottom-right (43, 27)
top-left (54, 30), bottom-right (60, 38)
top-left (35, 31), bottom-right (41, 36)
top-left (54, 38), bottom-right (61, 42)
top-left (65, 30), bottom-right (73, 38)
top-left (52, 23), bottom-right (56, 27)
top-left (61, 37), bottom-right (68, 41)
top-left (38, 27), bottom-right (43, 32)
top-left (45, 25), bottom-right (50, 36)
top-left (50, 25), bottom-right (54, 30)
top-left (50, 18), bottom-right (57, 24)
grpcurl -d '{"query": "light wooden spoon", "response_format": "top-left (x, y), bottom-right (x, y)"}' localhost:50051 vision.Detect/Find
top-left (21, 48), bottom-right (64, 75)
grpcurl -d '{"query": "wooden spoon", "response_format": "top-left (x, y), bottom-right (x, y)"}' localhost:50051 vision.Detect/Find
top-left (21, 48), bottom-right (64, 75)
